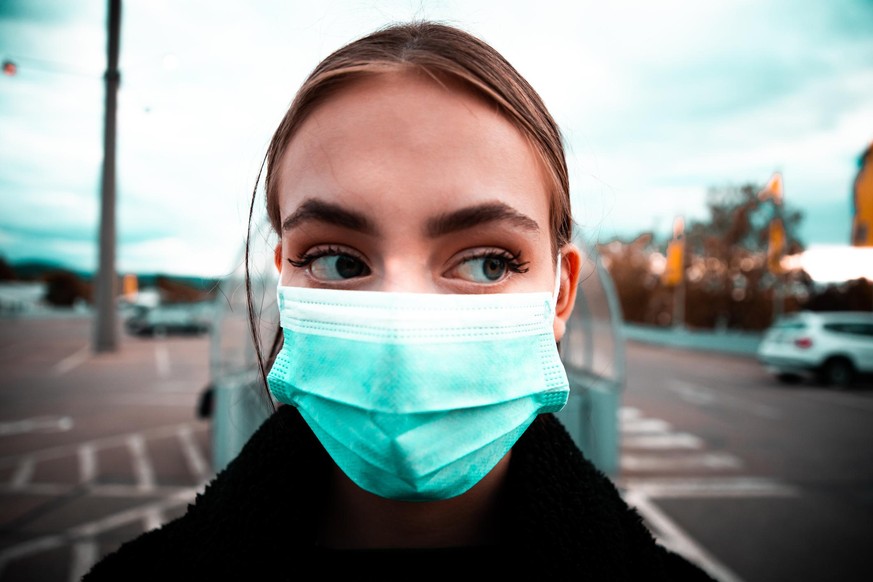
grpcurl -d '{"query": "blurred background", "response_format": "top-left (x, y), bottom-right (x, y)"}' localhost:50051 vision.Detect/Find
top-left (1, 1), bottom-right (872, 581)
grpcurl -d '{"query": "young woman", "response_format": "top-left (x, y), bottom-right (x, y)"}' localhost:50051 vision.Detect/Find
top-left (86, 21), bottom-right (714, 580)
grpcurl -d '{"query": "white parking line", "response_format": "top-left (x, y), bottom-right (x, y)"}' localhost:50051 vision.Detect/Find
top-left (154, 343), bottom-right (171, 378)
top-left (0, 535), bottom-right (66, 577)
top-left (126, 435), bottom-right (155, 491)
top-left (177, 425), bottom-right (209, 481)
top-left (624, 489), bottom-right (747, 582)
top-left (143, 507), bottom-right (164, 532)
top-left (52, 345), bottom-right (90, 376)
top-left (78, 444), bottom-right (97, 484)
top-left (10, 457), bottom-right (34, 489)
top-left (0, 487), bottom-right (200, 576)
top-left (0, 416), bottom-right (74, 437)
top-left (0, 421), bottom-right (206, 469)
top-left (69, 541), bottom-right (98, 582)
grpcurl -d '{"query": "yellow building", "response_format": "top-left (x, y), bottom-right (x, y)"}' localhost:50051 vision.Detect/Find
top-left (853, 143), bottom-right (873, 247)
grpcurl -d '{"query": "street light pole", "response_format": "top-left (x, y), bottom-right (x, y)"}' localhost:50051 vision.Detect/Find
top-left (94, 0), bottom-right (122, 353)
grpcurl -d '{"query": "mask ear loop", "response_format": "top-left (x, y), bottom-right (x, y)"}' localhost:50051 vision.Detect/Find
top-left (550, 252), bottom-right (563, 312)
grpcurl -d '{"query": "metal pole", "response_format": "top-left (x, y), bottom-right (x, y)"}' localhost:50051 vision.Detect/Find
top-left (94, 0), bottom-right (121, 353)
top-left (673, 277), bottom-right (685, 330)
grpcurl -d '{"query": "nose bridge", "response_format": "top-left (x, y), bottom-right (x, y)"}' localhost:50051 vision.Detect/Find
top-left (381, 255), bottom-right (433, 294)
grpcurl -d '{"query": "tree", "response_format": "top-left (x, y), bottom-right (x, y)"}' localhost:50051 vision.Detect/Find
top-left (678, 181), bottom-right (808, 330)
top-left (600, 180), bottom-right (813, 330)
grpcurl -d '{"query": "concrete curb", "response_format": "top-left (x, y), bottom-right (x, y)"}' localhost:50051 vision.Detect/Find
top-left (622, 323), bottom-right (762, 357)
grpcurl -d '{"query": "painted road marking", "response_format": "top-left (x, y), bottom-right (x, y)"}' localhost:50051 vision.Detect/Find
top-left (177, 425), bottom-right (209, 481)
top-left (126, 435), bottom-right (155, 492)
top-left (620, 418), bottom-right (673, 434)
top-left (143, 507), bottom-right (164, 532)
top-left (0, 415), bottom-right (74, 437)
top-left (10, 457), bottom-right (34, 489)
top-left (669, 379), bottom-right (781, 418)
top-left (52, 345), bottom-right (89, 376)
top-left (622, 433), bottom-right (703, 449)
top-left (624, 489), bottom-right (746, 582)
top-left (0, 422), bottom-right (207, 470)
top-left (78, 444), bottom-right (97, 484)
top-left (69, 541), bottom-right (97, 582)
top-left (0, 488), bottom-right (199, 577)
top-left (619, 407), bottom-right (642, 421)
top-left (621, 476), bottom-right (800, 498)
top-left (154, 343), bottom-right (171, 378)
top-left (621, 452), bottom-right (743, 472)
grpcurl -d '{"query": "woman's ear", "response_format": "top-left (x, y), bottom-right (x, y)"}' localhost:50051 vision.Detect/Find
top-left (553, 243), bottom-right (583, 342)
top-left (274, 243), bottom-right (283, 274)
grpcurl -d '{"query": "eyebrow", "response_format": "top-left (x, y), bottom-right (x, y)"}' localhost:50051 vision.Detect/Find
top-left (282, 198), bottom-right (378, 235)
top-left (426, 202), bottom-right (540, 237)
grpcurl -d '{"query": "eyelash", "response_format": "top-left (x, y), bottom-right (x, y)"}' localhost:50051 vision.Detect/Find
top-left (287, 247), bottom-right (530, 277)
top-left (286, 246), bottom-right (354, 269)
top-left (466, 249), bottom-right (530, 275)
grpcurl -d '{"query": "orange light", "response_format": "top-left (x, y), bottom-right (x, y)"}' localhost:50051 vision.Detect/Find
top-left (2, 60), bottom-right (17, 76)
top-left (758, 172), bottom-right (784, 205)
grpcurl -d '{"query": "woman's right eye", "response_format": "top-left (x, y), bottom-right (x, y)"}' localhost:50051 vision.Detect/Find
top-left (288, 249), bottom-right (371, 281)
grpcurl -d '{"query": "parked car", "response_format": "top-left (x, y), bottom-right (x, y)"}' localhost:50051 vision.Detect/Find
top-left (125, 303), bottom-right (213, 337)
top-left (757, 310), bottom-right (873, 388)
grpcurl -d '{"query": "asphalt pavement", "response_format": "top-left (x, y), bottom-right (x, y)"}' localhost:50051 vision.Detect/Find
top-left (0, 314), bottom-right (214, 581)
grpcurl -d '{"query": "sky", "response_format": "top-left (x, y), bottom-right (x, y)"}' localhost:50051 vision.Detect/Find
top-left (1, 0), bottom-right (872, 281)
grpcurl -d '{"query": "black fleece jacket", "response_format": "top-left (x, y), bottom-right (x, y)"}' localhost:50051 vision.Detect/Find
top-left (84, 406), bottom-right (716, 581)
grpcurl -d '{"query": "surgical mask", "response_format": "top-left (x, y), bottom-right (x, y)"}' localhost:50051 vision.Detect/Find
top-left (266, 259), bottom-right (569, 501)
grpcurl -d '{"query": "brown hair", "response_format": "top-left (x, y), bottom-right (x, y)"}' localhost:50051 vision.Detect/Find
top-left (247, 21), bottom-right (573, 400)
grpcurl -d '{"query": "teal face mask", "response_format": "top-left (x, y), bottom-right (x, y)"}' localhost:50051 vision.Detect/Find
top-left (266, 267), bottom-right (569, 501)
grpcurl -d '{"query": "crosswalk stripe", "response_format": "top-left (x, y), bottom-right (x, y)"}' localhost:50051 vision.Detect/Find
top-left (622, 433), bottom-right (703, 449)
top-left (621, 453), bottom-right (743, 471)
top-left (620, 418), bottom-right (673, 434)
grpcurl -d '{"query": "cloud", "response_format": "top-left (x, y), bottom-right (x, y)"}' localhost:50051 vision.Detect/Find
top-left (2, 0), bottom-right (872, 277)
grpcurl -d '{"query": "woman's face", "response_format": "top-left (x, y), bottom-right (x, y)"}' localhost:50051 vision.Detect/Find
top-left (274, 70), bottom-right (579, 338)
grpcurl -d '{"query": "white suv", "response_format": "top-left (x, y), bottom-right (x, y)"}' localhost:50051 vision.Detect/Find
top-left (757, 310), bottom-right (873, 388)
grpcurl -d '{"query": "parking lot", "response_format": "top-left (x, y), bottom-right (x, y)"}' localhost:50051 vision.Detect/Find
top-left (0, 315), bottom-right (214, 581)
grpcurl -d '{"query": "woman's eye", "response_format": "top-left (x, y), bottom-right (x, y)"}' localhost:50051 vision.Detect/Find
top-left (310, 254), bottom-right (370, 281)
top-left (289, 249), bottom-right (371, 281)
top-left (454, 256), bottom-right (510, 283)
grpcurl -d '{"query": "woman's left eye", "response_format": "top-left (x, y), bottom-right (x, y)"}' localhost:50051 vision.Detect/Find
top-left (449, 251), bottom-right (529, 284)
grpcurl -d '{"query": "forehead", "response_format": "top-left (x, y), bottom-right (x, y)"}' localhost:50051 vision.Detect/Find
top-left (276, 70), bottom-right (550, 237)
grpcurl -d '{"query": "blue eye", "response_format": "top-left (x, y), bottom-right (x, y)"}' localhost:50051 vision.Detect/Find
top-left (450, 251), bottom-right (528, 284)
top-left (456, 256), bottom-right (510, 283)
top-left (288, 249), bottom-right (371, 281)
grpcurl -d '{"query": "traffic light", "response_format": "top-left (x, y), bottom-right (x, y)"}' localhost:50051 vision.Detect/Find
top-left (2, 60), bottom-right (16, 76)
